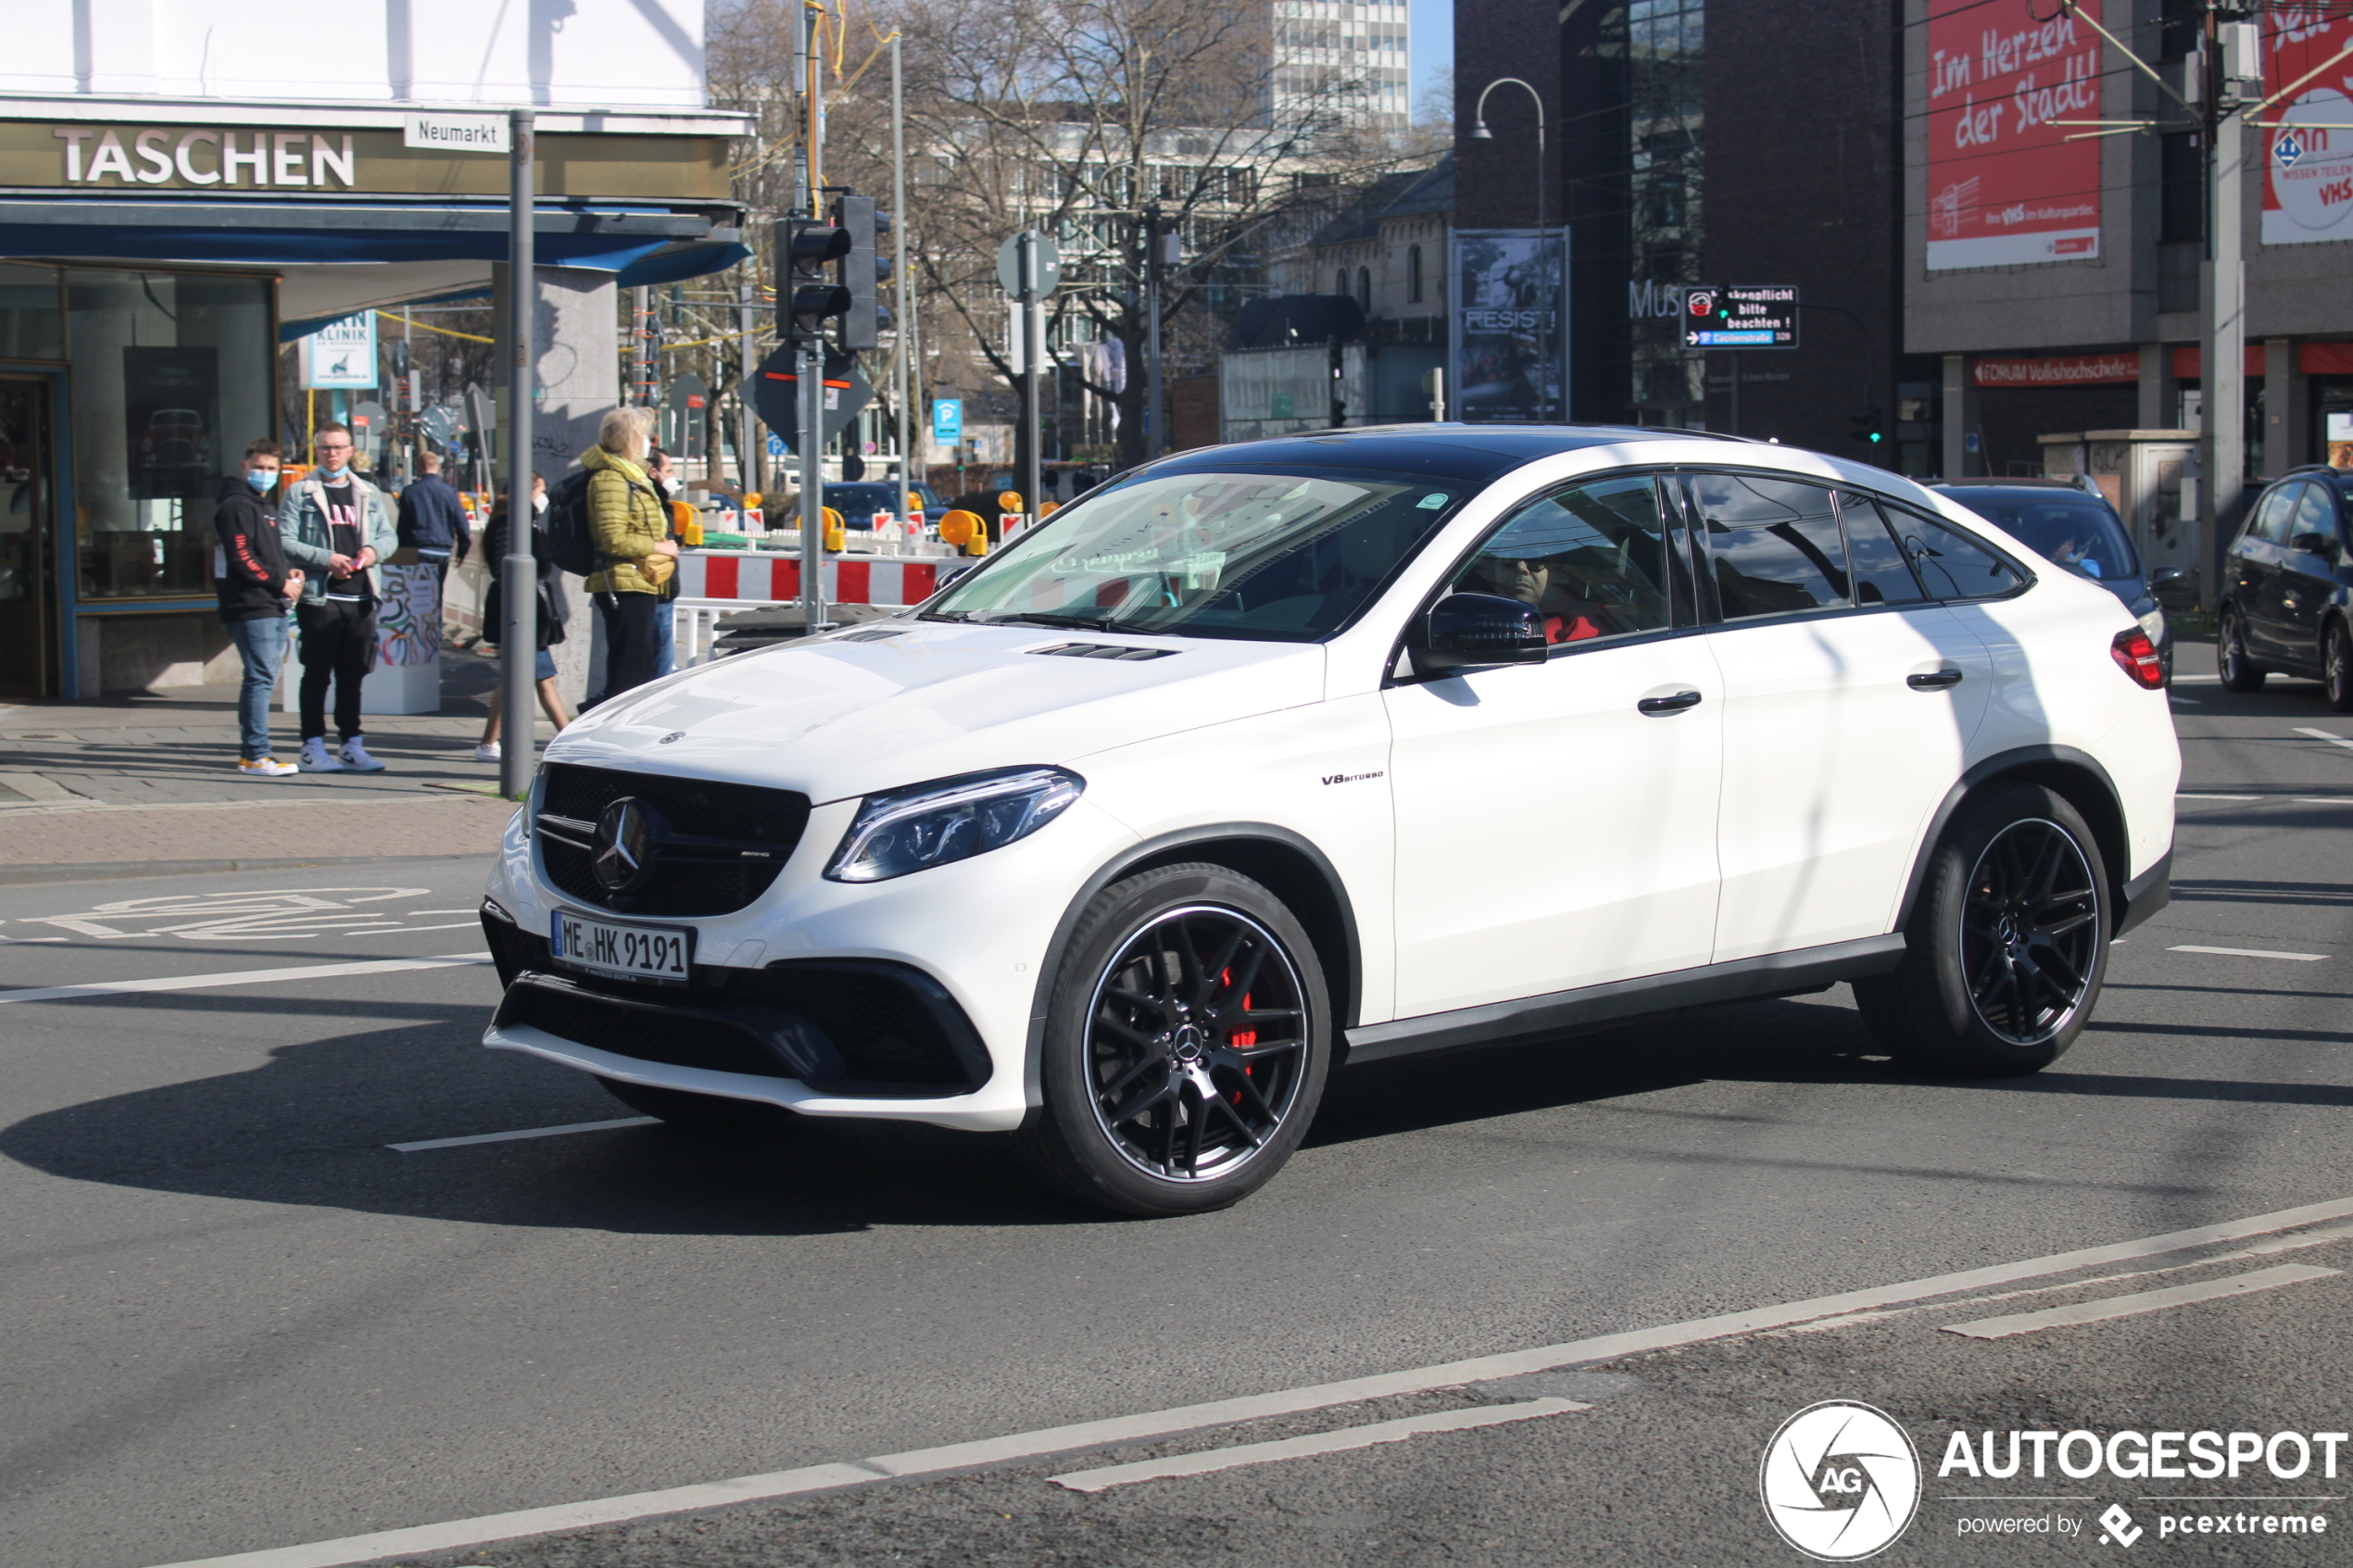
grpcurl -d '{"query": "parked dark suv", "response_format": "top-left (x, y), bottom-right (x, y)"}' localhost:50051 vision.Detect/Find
top-left (1933, 479), bottom-right (2177, 684)
top-left (2217, 465), bottom-right (2353, 710)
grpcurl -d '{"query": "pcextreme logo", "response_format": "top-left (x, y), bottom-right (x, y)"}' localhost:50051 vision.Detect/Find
top-left (1760, 1400), bottom-right (1923, 1561)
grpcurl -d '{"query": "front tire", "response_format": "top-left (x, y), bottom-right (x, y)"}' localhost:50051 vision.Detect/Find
top-left (1015, 863), bottom-right (1331, 1216)
top-left (1856, 784), bottom-right (2109, 1076)
top-left (2324, 620), bottom-right (2353, 713)
top-left (2220, 608), bottom-right (2268, 692)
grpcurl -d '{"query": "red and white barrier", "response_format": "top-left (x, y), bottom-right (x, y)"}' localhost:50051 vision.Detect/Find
top-left (673, 550), bottom-right (946, 607)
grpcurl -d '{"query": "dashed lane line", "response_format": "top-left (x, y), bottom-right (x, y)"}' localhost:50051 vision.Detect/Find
top-left (137, 1194), bottom-right (2353, 1568)
top-left (0, 952), bottom-right (490, 1006)
top-left (1941, 1262), bottom-right (2342, 1340)
top-left (389, 1118), bottom-right (657, 1153)
top-left (1047, 1398), bottom-right (1589, 1493)
top-left (2167, 945), bottom-right (2332, 962)
top-left (2295, 726), bottom-right (2353, 752)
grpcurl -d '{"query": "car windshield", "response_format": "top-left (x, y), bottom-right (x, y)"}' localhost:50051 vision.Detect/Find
top-left (1948, 491), bottom-right (2138, 581)
top-left (825, 483), bottom-right (899, 515)
top-left (921, 466), bottom-right (1473, 641)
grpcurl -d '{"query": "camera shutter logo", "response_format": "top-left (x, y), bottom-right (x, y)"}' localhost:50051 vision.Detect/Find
top-left (1759, 1400), bottom-right (1921, 1561)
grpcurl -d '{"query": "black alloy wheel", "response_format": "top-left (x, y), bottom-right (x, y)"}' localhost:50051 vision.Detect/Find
top-left (2220, 608), bottom-right (2268, 692)
top-left (1082, 905), bottom-right (1312, 1184)
top-left (2325, 620), bottom-right (2353, 713)
top-left (1018, 863), bottom-right (1330, 1216)
top-left (1958, 819), bottom-right (2103, 1046)
top-left (1855, 783), bottom-right (2110, 1076)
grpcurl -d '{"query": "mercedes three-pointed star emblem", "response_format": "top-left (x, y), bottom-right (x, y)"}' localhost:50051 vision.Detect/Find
top-left (591, 797), bottom-right (657, 893)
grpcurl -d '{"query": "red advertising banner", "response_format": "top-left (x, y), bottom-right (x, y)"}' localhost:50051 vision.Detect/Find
top-left (1923, 0), bottom-right (2104, 270)
top-left (2261, 9), bottom-right (2353, 246)
top-left (1972, 353), bottom-right (2139, 387)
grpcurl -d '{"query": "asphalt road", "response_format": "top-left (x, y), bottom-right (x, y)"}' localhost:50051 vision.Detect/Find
top-left (2, 644), bottom-right (2349, 1568)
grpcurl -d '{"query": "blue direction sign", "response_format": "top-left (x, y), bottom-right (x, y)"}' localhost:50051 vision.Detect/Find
top-left (932, 398), bottom-right (963, 447)
top-left (1683, 285), bottom-right (1799, 349)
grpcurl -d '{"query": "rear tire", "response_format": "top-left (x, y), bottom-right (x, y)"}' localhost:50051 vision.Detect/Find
top-left (1014, 862), bottom-right (1331, 1217)
top-left (598, 1075), bottom-right (792, 1129)
top-left (2220, 608), bottom-right (2268, 692)
top-left (2324, 620), bottom-right (2353, 714)
top-left (1856, 784), bottom-right (2109, 1076)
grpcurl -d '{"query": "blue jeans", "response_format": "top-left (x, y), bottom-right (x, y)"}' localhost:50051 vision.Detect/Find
top-left (653, 596), bottom-right (675, 677)
top-left (224, 613), bottom-right (288, 759)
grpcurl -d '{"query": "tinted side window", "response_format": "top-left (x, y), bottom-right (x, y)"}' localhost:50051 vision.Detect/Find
top-left (2246, 484), bottom-right (2297, 546)
top-left (2290, 483), bottom-right (2341, 558)
top-left (1689, 472), bottom-right (1849, 620)
top-left (1836, 494), bottom-right (1928, 606)
top-left (1452, 473), bottom-right (1673, 644)
top-left (1892, 511), bottom-right (2029, 600)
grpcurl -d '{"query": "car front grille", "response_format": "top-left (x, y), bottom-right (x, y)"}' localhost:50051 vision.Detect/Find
top-left (535, 762), bottom-right (810, 917)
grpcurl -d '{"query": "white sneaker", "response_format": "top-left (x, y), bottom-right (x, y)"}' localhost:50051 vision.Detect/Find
top-left (338, 737), bottom-right (387, 772)
top-left (235, 756), bottom-right (297, 778)
top-left (473, 742), bottom-right (501, 762)
top-left (297, 737), bottom-right (343, 772)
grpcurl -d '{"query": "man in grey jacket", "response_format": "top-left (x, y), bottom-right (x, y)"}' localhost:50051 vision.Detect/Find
top-left (278, 423), bottom-right (401, 772)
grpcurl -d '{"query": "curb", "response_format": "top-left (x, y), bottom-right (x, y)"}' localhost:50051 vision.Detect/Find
top-left (0, 852), bottom-right (496, 887)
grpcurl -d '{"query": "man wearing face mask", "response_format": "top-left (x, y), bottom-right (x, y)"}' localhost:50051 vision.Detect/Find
top-left (214, 439), bottom-right (304, 777)
top-left (280, 421), bottom-right (400, 772)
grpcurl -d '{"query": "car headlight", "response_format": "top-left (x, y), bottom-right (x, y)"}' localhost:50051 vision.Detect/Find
top-left (2136, 606), bottom-right (2167, 646)
top-left (825, 766), bottom-right (1084, 883)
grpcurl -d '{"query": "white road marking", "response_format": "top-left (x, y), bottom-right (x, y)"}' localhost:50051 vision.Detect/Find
top-left (0, 952), bottom-right (489, 1007)
top-left (2171, 673), bottom-right (2224, 684)
top-left (2167, 944), bottom-right (2331, 961)
top-left (2295, 797), bottom-right (2353, 805)
top-left (1941, 1263), bottom-right (2341, 1340)
top-left (1046, 1398), bottom-right (1588, 1493)
top-left (389, 1118), bottom-right (658, 1152)
top-left (2175, 793), bottom-right (2260, 801)
top-left (2295, 726), bottom-right (2353, 751)
top-left (134, 1194), bottom-right (2353, 1568)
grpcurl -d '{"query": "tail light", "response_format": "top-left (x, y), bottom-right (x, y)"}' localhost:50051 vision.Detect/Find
top-left (2110, 627), bottom-right (2165, 689)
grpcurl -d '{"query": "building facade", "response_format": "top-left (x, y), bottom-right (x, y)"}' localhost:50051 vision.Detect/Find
top-left (1, 3), bottom-right (745, 698)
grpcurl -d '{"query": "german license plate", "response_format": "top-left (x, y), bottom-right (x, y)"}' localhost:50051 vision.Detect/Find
top-left (549, 909), bottom-right (693, 984)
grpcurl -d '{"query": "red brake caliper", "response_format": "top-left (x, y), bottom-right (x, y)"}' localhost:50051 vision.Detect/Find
top-left (1222, 967), bottom-right (1255, 1102)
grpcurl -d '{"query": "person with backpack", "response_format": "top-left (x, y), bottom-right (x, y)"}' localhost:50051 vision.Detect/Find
top-left (576, 407), bottom-right (673, 700)
top-left (214, 438), bottom-right (304, 777)
top-left (279, 421), bottom-right (399, 772)
top-left (472, 474), bottom-right (572, 761)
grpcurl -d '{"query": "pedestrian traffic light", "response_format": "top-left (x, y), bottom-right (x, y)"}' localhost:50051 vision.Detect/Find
top-left (1851, 409), bottom-right (1886, 446)
top-left (776, 216), bottom-right (851, 341)
top-left (828, 195), bottom-right (889, 351)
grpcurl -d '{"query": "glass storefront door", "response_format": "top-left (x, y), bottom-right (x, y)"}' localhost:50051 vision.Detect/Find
top-left (0, 378), bottom-right (55, 696)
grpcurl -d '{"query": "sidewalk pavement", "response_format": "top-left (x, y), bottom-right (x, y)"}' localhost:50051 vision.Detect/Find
top-left (0, 646), bottom-right (550, 881)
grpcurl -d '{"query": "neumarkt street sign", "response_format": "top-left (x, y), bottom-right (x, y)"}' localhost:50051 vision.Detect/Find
top-left (1684, 284), bottom-right (1799, 349)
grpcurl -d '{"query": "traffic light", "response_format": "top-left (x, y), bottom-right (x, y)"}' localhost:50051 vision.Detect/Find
top-left (776, 216), bottom-right (851, 341)
top-left (1850, 408), bottom-right (1886, 446)
top-left (828, 195), bottom-right (891, 350)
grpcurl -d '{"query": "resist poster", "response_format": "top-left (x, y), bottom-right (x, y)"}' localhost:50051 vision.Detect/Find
top-left (2262, 10), bottom-right (2353, 246)
top-left (1923, 0), bottom-right (2104, 270)
top-left (1451, 230), bottom-right (1569, 422)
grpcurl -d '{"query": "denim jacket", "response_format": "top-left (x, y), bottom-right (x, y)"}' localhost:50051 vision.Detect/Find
top-left (278, 470), bottom-right (400, 605)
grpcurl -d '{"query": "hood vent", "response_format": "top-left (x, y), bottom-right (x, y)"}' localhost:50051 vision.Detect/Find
top-left (1029, 642), bottom-right (1179, 662)
top-left (832, 628), bottom-right (907, 643)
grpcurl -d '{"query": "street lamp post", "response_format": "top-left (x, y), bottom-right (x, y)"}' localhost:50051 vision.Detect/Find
top-left (1469, 78), bottom-right (1555, 420)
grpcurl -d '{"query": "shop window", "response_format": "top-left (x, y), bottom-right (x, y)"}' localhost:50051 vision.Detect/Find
top-left (66, 270), bottom-right (273, 601)
top-left (0, 265), bottom-right (63, 360)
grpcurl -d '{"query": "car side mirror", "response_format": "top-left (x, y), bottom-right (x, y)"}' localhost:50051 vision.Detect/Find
top-left (2290, 533), bottom-right (2340, 559)
top-left (1413, 593), bottom-right (1550, 677)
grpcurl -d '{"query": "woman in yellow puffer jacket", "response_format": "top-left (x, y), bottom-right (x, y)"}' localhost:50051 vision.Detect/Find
top-left (581, 406), bottom-right (675, 699)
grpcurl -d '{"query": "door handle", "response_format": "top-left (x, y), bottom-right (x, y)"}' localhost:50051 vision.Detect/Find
top-left (1906, 669), bottom-right (1965, 690)
top-left (1637, 689), bottom-right (1704, 715)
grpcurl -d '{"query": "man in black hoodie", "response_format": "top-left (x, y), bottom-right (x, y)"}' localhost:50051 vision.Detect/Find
top-left (215, 438), bottom-right (305, 777)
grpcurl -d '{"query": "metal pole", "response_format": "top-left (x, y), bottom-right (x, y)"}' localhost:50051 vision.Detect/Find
top-left (1146, 207), bottom-right (1164, 460)
top-left (499, 107), bottom-right (535, 799)
top-left (1021, 231), bottom-right (1042, 526)
top-left (738, 277), bottom-right (759, 496)
top-left (1730, 349), bottom-right (1743, 439)
top-left (632, 284), bottom-right (652, 408)
top-left (2202, 22), bottom-right (2246, 612)
top-left (892, 35), bottom-right (912, 514)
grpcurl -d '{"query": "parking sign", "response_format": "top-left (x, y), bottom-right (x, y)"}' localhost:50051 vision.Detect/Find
top-left (932, 398), bottom-right (963, 448)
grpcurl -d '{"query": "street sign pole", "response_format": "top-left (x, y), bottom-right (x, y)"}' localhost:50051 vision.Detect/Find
top-left (1145, 207), bottom-right (1164, 460)
top-left (891, 34), bottom-right (912, 512)
top-left (797, 0), bottom-right (827, 633)
top-left (498, 107), bottom-right (535, 801)
top-left (1021, 231), bottom-right (1042, 526)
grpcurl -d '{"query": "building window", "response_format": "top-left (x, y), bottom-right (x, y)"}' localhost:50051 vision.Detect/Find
top-left (1407, 245), bottom-right (1424, 303)
top-left (2160, 132), bottom-right (2202, 243)
top-left (1336, 268), bottom-right (1349, 297)
top-left (1357, 267), bottom-right (1372, 313)
top-left (66, 269), bottom-right (274, 600)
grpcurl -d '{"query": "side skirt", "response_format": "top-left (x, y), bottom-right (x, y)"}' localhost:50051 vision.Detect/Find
top-left (1342, 935), bottom-right (1908, 1064)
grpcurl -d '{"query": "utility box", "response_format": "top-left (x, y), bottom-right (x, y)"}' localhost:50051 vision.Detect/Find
top-left (2038, 430), bottom-right (2203, 608)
